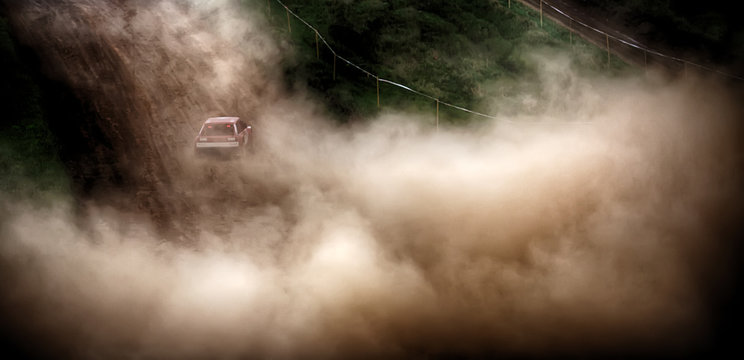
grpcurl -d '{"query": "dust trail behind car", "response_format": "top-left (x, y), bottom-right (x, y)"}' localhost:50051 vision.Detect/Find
top-left (4, 0), bottom-right (282, 236)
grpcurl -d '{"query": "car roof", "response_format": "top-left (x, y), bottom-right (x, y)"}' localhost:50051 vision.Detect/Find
top-left (205, 116), bottom-right (239, 124)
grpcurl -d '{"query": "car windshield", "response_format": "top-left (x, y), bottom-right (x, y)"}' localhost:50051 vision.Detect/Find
top-left (202, 123), bottom-right (235, 136)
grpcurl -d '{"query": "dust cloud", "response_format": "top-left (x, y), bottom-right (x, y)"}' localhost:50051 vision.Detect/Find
top-left (1, 0), bottom-right (743, 359)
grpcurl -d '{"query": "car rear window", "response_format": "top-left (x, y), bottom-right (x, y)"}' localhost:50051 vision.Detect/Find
top-left (202, 123), bottom-right (235, 136)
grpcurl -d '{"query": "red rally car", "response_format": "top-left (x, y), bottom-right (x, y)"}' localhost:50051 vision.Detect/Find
top-left (194, 117), bottom-right (252, 155)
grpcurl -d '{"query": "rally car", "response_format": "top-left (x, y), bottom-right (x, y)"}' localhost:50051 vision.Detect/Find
top-left (194, 116), bottom-right (252, 156)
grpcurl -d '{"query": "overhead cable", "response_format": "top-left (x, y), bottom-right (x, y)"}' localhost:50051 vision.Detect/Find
top-left (532, 0), bottom-right (743, 81)
top-left (274, 0), bottom-right (501, 121)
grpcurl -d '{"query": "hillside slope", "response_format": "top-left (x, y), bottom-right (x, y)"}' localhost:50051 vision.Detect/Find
top-left (266, 0), bottom-right (629, 122)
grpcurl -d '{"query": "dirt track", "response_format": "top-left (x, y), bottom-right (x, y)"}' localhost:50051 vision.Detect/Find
top-left (521, 0), bottom-right (744, 80)
top-left (6, 0), bottom-right (737, 238)
top-left (8, 0), bottom-right (283, 237)
top-left (2, 1), bottom-right (743, 359)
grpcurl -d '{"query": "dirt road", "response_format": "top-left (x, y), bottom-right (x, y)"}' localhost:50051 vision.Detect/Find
top-left (7, 0), bottom-right (282, 237)
top-left (519, 0), bottom-right (743, 79)
top-left (2, 1), bottom-right (743, 359)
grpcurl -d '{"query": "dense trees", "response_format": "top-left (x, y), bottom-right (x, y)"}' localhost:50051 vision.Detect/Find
top-left (578, 0), bottom-right (744, 70)
top-left (261, 0), bottom-right (741, 122)
top-left (0, 16), bottom-right (70, 199)
top-left (265, 0), bottom-right (562, 122)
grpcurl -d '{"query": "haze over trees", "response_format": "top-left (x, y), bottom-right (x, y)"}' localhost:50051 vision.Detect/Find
top-left (263, 0), bottom-right (742, 121)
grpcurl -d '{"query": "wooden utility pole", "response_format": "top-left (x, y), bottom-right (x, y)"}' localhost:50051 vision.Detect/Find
top-left (286, 7), bottom-right (291, 33)
top-left (376, 77), bottom-right (380, 108)
top-left (540, 1), bottom-right (543, 27)
top-left (569, 19), bottom-right (573, 45)
top-left (606, 34), bottom-right (610, 68)
top-left (315, 31), bottom-right (319, 59)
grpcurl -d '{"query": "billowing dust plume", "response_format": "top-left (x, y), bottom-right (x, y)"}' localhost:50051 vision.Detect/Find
top-left (1, 0), bottom-right (743, 359)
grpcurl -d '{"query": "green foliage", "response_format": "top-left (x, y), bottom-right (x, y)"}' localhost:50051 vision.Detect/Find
top-left (0, 16), bottom-right (71, 201)
top-left (344, 0), bottom-right (389, 33)
top-left (571, 0), bottom-right (744, 68)
top-left (258, 0), bottom-right (628, 123)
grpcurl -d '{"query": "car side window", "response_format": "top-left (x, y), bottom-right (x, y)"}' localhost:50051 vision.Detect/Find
top-left (238, 120), bottom-right (247, 133)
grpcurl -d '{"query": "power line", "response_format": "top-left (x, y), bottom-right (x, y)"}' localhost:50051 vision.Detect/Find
top-left (528, 0), bottom-right (744, 81)
top-left (274, 0), bottom-right (500, 121)
top-left (271, 0), bottom-right (740, 123)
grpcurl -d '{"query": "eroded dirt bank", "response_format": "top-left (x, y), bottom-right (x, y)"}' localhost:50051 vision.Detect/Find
top-left (2, 0), bottom-right (743, 359)
top-left (5, 0), bottom-right (282, 236)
